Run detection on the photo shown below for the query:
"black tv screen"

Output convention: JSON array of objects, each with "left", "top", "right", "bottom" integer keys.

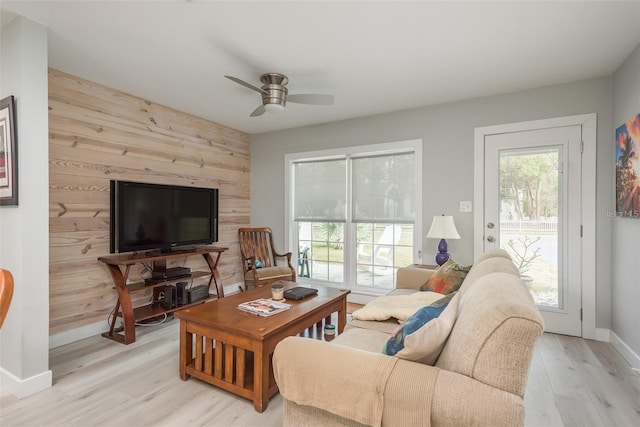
[{"left": 110, "top": 180, "right": 218, "bottom": 253}]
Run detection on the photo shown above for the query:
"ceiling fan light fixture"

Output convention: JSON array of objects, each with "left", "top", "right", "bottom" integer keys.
[
  {"left": 225, "top": 72, "right": 334, "bottom": 117},
  {"left": 264, "top": 103, "right": 285, "bottom": 113}
]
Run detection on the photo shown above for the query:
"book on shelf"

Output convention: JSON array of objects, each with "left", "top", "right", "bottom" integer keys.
[{"left": 237, "top": 298, "right": 291, "bottom": 317}]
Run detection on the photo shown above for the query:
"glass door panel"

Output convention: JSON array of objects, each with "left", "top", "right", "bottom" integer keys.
[{"left": 499, "top": 147, "right": 562, "bottom": 308}]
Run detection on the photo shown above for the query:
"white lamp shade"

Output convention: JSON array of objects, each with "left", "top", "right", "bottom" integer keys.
[{"left": 426, "top": 215, "right": 461, "bottom": 239}]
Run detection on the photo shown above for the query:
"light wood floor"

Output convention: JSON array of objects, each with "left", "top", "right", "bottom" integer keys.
[{"left": 1, "top": 318, "right": 639, "bottom": 427}]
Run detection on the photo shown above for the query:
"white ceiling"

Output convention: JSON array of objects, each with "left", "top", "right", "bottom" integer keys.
[{"left": 1, "top": 1, "right": 639, "bottom": 135}]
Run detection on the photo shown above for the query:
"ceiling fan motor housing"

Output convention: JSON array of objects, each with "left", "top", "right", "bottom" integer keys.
[
  {"left": 261, "top": 83, "right": 287, "bottom": 108},
  {"left": 260, "top": 73, "right": 289, "bottom": 108},
  {"left": 225, "top": 72, "right": 333, "bottom": 116}
]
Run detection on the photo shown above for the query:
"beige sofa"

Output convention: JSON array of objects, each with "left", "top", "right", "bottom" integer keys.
[{"left": 273, "top": 249, "right": 544, "bottom": 427}]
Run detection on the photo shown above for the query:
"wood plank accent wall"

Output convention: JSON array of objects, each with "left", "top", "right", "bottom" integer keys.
[{"left": 48, "top": 68, "right": 250, "bottom": 335}]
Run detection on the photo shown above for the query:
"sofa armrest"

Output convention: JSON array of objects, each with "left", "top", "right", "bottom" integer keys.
[
  {"left": 274, "top": 337, "right": 440, "bottom": 427},
  {"left": 396, "top": 267, "right": 437, "bottom": 290},
  {"left": 430, "top": 369, "right": 525, "bottom": 426}
]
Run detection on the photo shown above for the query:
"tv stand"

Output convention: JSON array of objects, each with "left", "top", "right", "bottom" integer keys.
[
  {"left": 98, "top": 246, "right": 228, "bottom": 344},
  {"left": 157, "top": 247, "right": 196, "bottom": 255}
]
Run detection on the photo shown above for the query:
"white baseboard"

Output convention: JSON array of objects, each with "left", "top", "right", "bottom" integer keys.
[
  {"left": 609, "top": 330, "right": 640, "bottom": 372},
  {"left": 50, "top": 282, "right": 245, "bottom": 348},
  {"left": 593, "top": 328, "right": 640, "bottom": 372},
  {"left": 0, "top": 367, "right": 52, "bottom": 398},
  {"left": 50, "top": 320, "right": 109, "bottom": 349},
  {"left": 594, "top": 328, "right": 610, "bottom": 342}
]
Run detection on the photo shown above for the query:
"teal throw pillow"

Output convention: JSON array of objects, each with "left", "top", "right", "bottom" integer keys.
[{"left": 382, "top": 292, "right": 456, "bottom": 357}]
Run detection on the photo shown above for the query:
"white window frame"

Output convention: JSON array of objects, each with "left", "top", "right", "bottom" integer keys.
[{"left": 284, "top": 139, "right": 423, "bottom": 297}]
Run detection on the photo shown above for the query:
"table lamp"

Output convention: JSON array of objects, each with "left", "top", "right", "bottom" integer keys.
[{"left": 426, "top": 215, "right": 461, "bottom": 266}]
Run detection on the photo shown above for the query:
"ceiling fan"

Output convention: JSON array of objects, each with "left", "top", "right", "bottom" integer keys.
[{"left": 225, "top": 72, "right": 334, "bottom": 117}]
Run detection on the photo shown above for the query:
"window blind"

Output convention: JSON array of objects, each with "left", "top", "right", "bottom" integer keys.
[
  {"left": 352, "top": 152, "right": 415, "bottom": 223},
  {"left": 293, "top": 158, "right": 347, "bottom": 222}
]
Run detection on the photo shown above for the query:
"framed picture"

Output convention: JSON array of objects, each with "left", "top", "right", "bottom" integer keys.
[
  {"left": 0, "top": 95, "right": 18, "bottom": 206},
  {"left": 615, "top": 113, "right": 640, "bottom": 217}
]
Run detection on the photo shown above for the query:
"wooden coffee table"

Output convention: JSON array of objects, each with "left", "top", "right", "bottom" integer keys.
[{"left": 175, "top": 281, "right": 350, "bottom": 412}]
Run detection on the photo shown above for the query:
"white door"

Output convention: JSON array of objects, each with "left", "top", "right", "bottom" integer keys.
[{"left": 483, "top": 125, "right": 582, "bottom": 336}]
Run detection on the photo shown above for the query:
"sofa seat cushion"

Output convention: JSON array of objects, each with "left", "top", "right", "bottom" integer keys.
[
  {"left": 382, "top": 292, "right": 460, "bottom": 365},
  {"left": 346, "top": 318, "right": 401, "bottom": 334},
  {"left": 351, "top": 291, "right": 445, "bottom": 322},
  {"left": 387, "top": 288, "right": 420, "bottom": 297},
  {"left": 333, "top": 327, "right": 390, "bottom": 353}
]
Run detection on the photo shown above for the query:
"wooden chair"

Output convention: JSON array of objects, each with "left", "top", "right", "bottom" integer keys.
[
  {"left": 0, "top": 268, "right": 15, "bottom": 329},
  {"left": 238, "top": 227, "right": 296, "bottom": 290}
]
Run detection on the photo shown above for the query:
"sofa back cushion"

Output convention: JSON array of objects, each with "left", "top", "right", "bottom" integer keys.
[
  {"left": 395, "top": 267, "right": 436, "bottom": 290},
  {"left": 473, "top": 248, "right": 512, "bottom": 264},
  {"left": 459, "top": 256, "right": 520, "bottom": 297},
  {"left": 435, "top": 272, "right": 544, "bottom": 397}
]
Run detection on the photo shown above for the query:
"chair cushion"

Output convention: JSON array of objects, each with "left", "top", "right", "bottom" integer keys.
[
  {"left": 382, "top": 292, "right": 460, "bottom": 365},
  {"left": 245, "top": 266, "right": 294, "bottom": 281},
  {"left": 420, "top": 259, "right": 471, "bottom": 294}
]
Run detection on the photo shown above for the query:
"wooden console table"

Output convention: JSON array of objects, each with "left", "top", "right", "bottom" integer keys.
[{"left": 98, "top": 246, "right": 227, "bottom": 344}]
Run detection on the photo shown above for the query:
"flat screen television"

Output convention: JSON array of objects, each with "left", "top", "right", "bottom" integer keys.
[{"left": 110, "top": 180, "right": 218, "bottom": 254}]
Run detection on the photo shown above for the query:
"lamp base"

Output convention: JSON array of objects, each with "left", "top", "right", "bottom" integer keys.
[{"left": 434, "top": 238, "right": 451, "bottom": 266}]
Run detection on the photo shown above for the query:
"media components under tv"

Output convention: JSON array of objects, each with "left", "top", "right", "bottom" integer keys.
[
  {"left": 110, "top": 180, "right": 218, "bottom": 253},
  {"left": 188, "top": 285, "right": 210, "bottom": 302},
  {"left": 176, "top": 282, "right": 189, "bottom": 305},
  {"left": 150, "top": 267, "right": 191, "bottom": 280},
  {"left": 161, "top": 285, "right": 177, "bottom": 309}
]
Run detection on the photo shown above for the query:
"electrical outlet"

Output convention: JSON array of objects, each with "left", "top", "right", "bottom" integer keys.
[{"left": 460, "top": 201, "right": 472, "bottom": 213}]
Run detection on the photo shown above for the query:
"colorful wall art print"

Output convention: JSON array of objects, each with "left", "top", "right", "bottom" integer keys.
[
  {"left": 0, "top": 95, "right": 18, "bottom": 206},
  {"left": 615, "top": 113, "right": 640, "bottom": 218}
]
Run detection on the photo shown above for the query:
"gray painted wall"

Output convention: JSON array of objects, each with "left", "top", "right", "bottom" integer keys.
[
  {"left": 612, "top": 44, "right": 640, "bottom": 357},
  {"left": 0, "top": 17, "right": 52, "bottom": 396},
  {"left": 251, "top": 76, "right": 614, "bottom": 329}
]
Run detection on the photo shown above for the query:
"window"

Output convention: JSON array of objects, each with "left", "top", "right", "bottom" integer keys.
[{"left": 286, "top": 140, "right": 422, "bottom": 295}]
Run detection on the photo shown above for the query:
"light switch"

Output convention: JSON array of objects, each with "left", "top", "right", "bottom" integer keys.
[{"left": 460, "top": 201, "right": 472, "bottom": 212}]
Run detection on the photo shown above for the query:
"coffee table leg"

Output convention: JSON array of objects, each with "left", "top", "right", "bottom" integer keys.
[
  {"left": 179, "top": 320, "right": 192, "bottom": 380},
  {"left": 337, "top": 299, "right": 347, "bottom": 333},
  {"left": 253, "top": 344, "right": 270, "bottom": 412}
]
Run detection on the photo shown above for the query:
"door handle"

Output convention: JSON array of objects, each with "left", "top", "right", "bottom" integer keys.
[{"left": 486, "top": 236, "right": 495, "bottom": 242}]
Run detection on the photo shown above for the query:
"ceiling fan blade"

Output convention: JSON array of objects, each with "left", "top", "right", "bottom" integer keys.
[
  {"left": 287, "top": 94, "right": 334, "bottom": 105},
  {"left": 225, "top": 75, "right": 268, "bottom": 95},
  {"left": 250, "top": 105, "right": 266, "bottom": 117}
]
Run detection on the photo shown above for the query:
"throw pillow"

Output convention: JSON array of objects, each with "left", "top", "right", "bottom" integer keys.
[
  {"left": 419, "top": 259, "right": 471, "bottom": 294},
  {"left": 382, "top": 292, "right": 460, "bottom": 365}
]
